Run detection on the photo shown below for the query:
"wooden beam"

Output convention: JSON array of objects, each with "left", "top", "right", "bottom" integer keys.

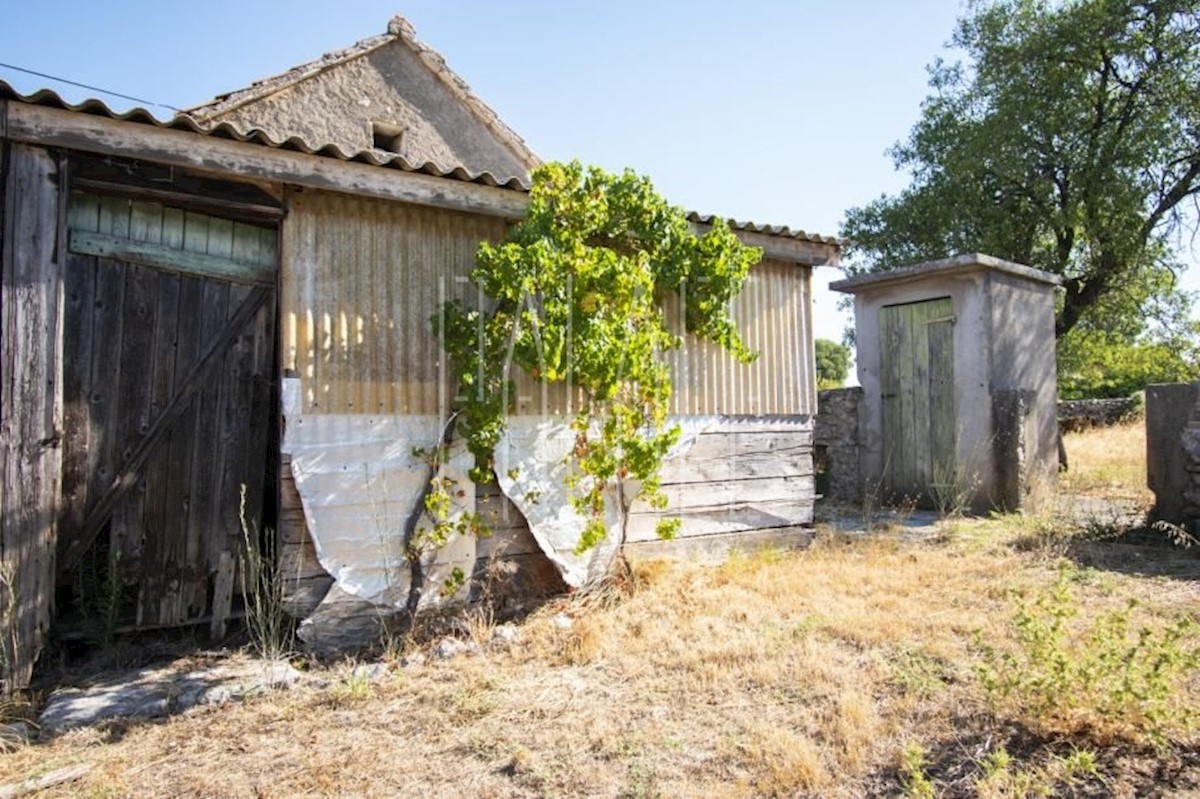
[
  {"left": 70, "top": 231, "right": 274, "bottom": 285},
  {"left": 5, "top": 103, "right": 529, "bottom": 220},
  {"left": 71, "top": 177, "right": 284, "bottom": 222}
]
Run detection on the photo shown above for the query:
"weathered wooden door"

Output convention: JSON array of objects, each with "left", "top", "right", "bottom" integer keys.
[
  {"left": 880, "top": 297, "right": 955, "bottom": 502},
  {"left": 58, "top": 192, "right": 277, "bottom": 629}
]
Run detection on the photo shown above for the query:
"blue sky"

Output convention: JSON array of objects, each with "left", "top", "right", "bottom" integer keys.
[{"left": 4, "top": 1, "right": 1196, "bottom": 347}]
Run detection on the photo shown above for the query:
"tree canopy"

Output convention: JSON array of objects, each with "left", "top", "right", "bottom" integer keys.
[
  {"left": 841, "top": 0, "right": 1200, "bottom": 355},
  {"left": 815, "top": 338, "right": 851, "bottom": 389}
]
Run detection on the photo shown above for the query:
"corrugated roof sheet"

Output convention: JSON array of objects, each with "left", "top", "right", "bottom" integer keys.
[
  {"left": 0, "top": 81, "right": 529, "bottom": 189},
  {"left": 0, "top": 81, "right": 843, "bottom": 248},
  {"left": 688, "top": 212, "right": 844, "bottom": 247}
]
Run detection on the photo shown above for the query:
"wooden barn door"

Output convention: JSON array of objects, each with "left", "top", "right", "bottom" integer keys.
[
  {"left": 57, "top": 192, "right": 277, "bottom": 629},
  {"left": 880, "top": 297, "right": 955, "bottom": 503}
]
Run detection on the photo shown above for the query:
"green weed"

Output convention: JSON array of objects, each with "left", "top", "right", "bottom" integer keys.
[{"left": 976, "top": 568, "right": 1200, "bottom": 746}]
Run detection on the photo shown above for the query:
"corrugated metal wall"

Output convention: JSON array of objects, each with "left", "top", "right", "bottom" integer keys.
[
  {"left": 662, "top": 259, "right": 815, "bottom": 416},
  {"left": 281, "top": 190, "right": 816, "bottom": 418},
  {"left": 281, "top": 189, "right": 508, "bottom": 415}
]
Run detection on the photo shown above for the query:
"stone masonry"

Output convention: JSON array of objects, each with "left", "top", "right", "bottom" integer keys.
[{"left": 815, "top": 388, "right": 864, "bottom": 504}]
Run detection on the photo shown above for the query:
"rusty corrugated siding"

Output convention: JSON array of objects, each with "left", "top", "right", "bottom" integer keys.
[
  {"left": 282, "top": 192, "right": 815, "bottom": 417},
  {"left": 282, "top": 189, "right": 508, "bottom": 415},
  {"left": 662, "top": 259, "right": 815, "bottom": 416}
]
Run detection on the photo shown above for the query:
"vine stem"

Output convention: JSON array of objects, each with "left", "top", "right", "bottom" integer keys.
[{"left": 398, "top": 410, "right": 462, "bottom": 635}]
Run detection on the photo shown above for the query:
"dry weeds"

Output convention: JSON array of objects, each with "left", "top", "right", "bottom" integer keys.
[
  {"left": 1, "top": 424, "right": 1196, "bottom": 797},
  {"left": 1061, "top": 421, "right": 1153, "bottom": 503}
]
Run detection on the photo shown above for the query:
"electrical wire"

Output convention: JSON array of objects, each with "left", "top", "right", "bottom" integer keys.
[{"left": 0, "top": 61, "right": 183, "bottom": 112}]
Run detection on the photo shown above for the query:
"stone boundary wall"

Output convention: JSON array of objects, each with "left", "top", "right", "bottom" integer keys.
[
  {"left": 1057, "top": 397, "right": 1141, "bottom": 432},
  {"left": 815, "top": 388, "right": 864, "bottom": 503}
]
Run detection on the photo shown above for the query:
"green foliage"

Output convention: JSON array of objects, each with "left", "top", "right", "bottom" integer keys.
[
  {"left": 841, "top": 0, "right": 1200, "bottom": 345},
  {"left": 1057, "top": 260, "right": 1200, "bottom": 397},
  {"left": 972, "top": 744, "right": 1101, "bottom": 797},
  {"left": 814, "top": 338, "right": 851, "bottom": 389},
  {"left": 71, "top": 544, "right": 127, "bottom": 650},
  {"left": 976, "top": 568, "right": 1200, "bottom": 746},
  {"left": 439, "top": 161, "right": 760, "bottom": 554},
  {"left": 899, "top": 742, "right": 935, "bottom": 799}
]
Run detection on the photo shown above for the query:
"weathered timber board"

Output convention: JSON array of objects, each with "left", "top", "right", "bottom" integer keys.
[
  {"left": 0, "top": 144, "right": 64, "bottom": 692},
  {"left": 656, "top": 430, "right": 814, "bottom": 485},
  {"left": 625, "top": 525, "right": 814, "bottom": 562}
]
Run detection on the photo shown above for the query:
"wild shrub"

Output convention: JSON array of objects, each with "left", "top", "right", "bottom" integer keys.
[{"left": 976, "top": 568, "right": 1200, "bottom": 746}]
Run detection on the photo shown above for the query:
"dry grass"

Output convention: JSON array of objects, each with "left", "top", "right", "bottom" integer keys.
[
  {"left": 1060, "top": 421, "right": 1154, "bottom": 503},
  {"left": 1, "top": 426, "right": 1197, "bottom": 797}
]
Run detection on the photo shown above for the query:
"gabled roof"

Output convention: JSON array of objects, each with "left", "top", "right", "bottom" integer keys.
[
  {"left": 186, "top": 16, "right": 540, "bottom": 175},
  {"left": 0, "top": 81, "right": 529, "bottom": 190}
]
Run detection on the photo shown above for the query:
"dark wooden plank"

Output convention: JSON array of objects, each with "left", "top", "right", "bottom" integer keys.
[
  {"left": 58, "top": 254, "right": 96, "bottom": 555},
  {"left": 167, "top": 276, "right": 204, "bottom": 618},
  {"left": 213, "top": 284, "right": 258, "bottom": 571},
  {"left": 879, "top": 304, "right": 902, "bottom": 498},
  {"left": 910, "top": 300, "right": 933, "bottom": 491},
  {"left": 112, "top": 262, "right": 158, "bottom": 618},
  {"left": 209, "top": 551, "right": 235, "bottom": 640},
  {"left": 84, "top": 259, "right": 125, "bottom": 545},
  {"left": 238, "top": 299, "right": 275, "bottom": 563},
  {"left": 141, "top": 269, "right": 183, "bottom": 623},
  {"left": 69, "top": 231, "right": 275, "bottom": 286},
  {"left": 0, "top": 144, "right": 64, "bottom": 692},
  {"left": 58, "top": 285, "right": 271, "bottom": 577},
  {"left": 183, "top": 279, "right": 229, "bottom": 601}
]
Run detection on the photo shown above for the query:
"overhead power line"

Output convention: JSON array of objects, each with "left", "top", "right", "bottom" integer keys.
[{"left": 0, "top": 62, "right": 183, "bottom": 112}]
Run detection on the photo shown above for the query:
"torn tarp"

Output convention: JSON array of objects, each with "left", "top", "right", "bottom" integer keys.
[
  {"left": 281, "top": 410, "right": 476, "bottom": 609},
  {"left": 494, "top": 416, "right": 718, "bottom": 587}
]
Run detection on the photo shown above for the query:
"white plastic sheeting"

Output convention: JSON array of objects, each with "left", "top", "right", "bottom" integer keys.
[
  {"left": 494, "top": 416, "right": 718, "bottom": 587},
  {"left": 283, "top": 363, "right": 725, "bottom": 601},
  {"left": 281, "top": 387, "right": 475, "bottom": 608}
]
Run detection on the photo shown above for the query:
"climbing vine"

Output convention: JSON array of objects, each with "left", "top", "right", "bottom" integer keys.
[{"left": 437, "top": 160, "right": 761, "bottom": 559}]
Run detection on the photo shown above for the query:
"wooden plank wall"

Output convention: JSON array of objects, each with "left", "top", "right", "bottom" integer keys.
[
  {"left": 480, "top": 419, "right": 815, "bottom": 564},
  {"left": 0, "top": 143, "right": 65, "bottom": 692},
  {"left": 60, "top": 193, "right": 277, "bottom": 628}
]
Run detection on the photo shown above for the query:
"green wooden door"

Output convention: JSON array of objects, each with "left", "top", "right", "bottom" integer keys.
[{"left": 880, "top": 297, "right": 955, "bottom": 503}]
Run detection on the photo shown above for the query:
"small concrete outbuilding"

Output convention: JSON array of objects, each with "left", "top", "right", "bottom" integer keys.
[{"left": 831, "top": 254, "right": 1060, "bottom": 512}]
